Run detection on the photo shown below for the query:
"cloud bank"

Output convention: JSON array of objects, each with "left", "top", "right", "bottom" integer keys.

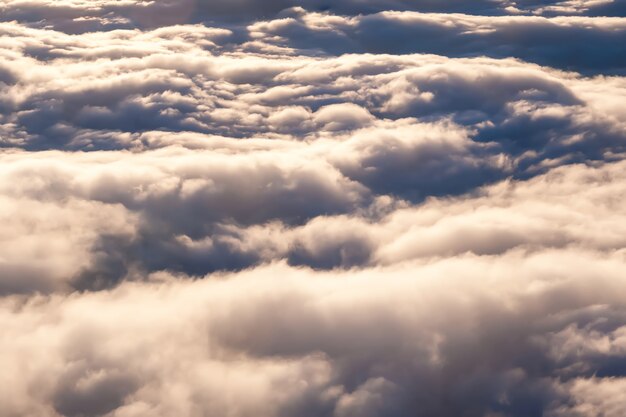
[{"left": 1, "top": 0, "right": 625, "bottom": 416}]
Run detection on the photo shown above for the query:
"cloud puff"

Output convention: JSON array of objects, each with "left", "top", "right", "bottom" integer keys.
[{"left": 223, "top": 158, "right": 626, "bottom": 268}]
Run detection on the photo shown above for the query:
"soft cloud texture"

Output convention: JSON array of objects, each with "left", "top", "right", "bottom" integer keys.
[
  {"left": 2, "top": 246, "right": 626, "bottom": 417},
  {"left": 1, "top": 0, "right": 625, "bottom": 416}
]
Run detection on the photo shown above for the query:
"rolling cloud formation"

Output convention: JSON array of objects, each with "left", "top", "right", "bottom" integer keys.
[{"left": 1, "top": 1, "right": 625, "bottom": 416}]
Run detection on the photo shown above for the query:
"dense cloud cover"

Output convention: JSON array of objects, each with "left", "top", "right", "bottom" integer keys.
[{"left": 1, "top": 0, "right": 625, "bottom": 416}]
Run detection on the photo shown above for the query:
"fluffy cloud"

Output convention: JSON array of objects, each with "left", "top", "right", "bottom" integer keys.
[
  {"left": 1, "top": 0, "right": 624, "bottom": 32},
  {"left": 1, "top": 1, "right": 625, "bottom": 416},
  {"left": 2, "top": 25, "right": 624, "bottom": 165},
  {"left": 248, "top": 10, "right": 626, "bottom": 74},
  {"left": 2, "top": 247, "right": 626, "bottom": 417},
  {"left": 0, "top": 145, "right": 624, "bottom": 292}
]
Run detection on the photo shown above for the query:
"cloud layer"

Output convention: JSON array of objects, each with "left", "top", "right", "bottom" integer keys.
[{"left": 1, "top": 1, "right": 625, "bottom": 416}]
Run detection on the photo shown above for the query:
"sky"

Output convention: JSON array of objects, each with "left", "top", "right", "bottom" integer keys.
[{"left": 0, "top": 1, "right": 625, "bottom": 416}]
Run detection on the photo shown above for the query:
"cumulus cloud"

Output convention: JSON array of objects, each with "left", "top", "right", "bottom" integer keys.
[
  {"left": 248, "top": 10, "right": 626, "bottom": 74},
  {"left": 2, "top": 26, "right": 624, "bottom": 169},
  {"left": 1, "top": 0, "right": 624, "bottom": 32},
  {"left": 2, "top": 247, "right": 626, "bottom": 417},
  {"left": 0, "top": 145, "right": 624, "bottom": 293},
  {"left": 1, "top": 0, "right": 625, "bottom": 416}
]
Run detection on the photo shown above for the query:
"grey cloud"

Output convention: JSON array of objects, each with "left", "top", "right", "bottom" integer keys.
[
  {"left": 2, "top": 0, "right": 623, "bottom": 33},
  {"left": 53, "top": 365, "right": 137, "bottom": 417},
  {"left": 248, "top": 11, "right": 626, "bottom": 74},
  {"left": 3, "top": 3, "right": 625, "bottom": 76},
  {"left": 0, "top": 62, "right": 17, "bottom": 85}
]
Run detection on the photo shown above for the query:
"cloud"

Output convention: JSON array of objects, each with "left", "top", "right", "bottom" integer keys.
[
  {"left": 0, "top": 147, "right": 624, "bottom": 291},
  {"left": 2, "top": 24, "right": 624, "bottom": 168},
  {"left": 0, "top": 35, "right": 624, "bottom": 284},
  {"left": 1, "top": 1, "right": 625, "bottom": 416},
  {"left": 2, "top": 247, "right": 626, "bottom": 417},
  {"left": 2, "top": 2, "right": 625, "bottom": 73},
  {"left": 1, "top": 0, "right": 624, "bottom": 33},
  {"left": 0, "top": 144, "right": 373, "bottom": 290},
  {"left": 248, "top": 10, "right": 626, "bottom": 74},
  {"left": 209, "top": 158, "right": 626, "bottom": 268}
]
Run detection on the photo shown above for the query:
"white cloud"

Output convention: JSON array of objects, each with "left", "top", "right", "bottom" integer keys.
[{"left": 1, "top": 1, "right": 625, "bottom": 416}]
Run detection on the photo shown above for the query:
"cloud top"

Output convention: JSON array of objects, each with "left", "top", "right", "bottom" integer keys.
[{"left": 1, "top": 1, "right": 625, "bottom": 416}]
